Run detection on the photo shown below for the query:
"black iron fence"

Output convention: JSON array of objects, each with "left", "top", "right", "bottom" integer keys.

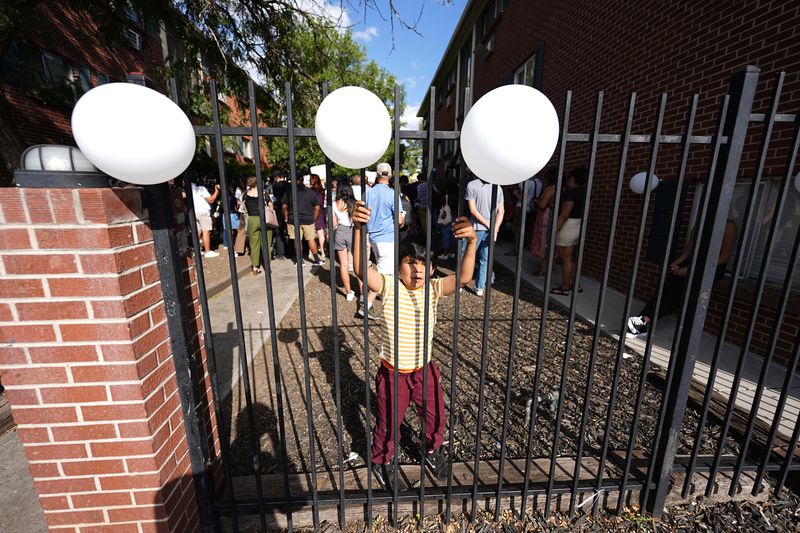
[{"left": 166, "top": 65, "right": 800, "bottom": 531}]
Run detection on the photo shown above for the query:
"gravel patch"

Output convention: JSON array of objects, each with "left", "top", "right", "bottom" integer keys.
[{"left": 218, "top": 258, "right": 740, "bottom": 481}]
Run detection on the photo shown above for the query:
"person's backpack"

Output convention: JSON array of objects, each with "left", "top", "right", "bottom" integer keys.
[{"left": 527, "top": 178, "right": 543, "bottom": 214}]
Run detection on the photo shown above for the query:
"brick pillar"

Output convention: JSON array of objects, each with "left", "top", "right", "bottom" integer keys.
[{"left": 0, "top": 187, "right": 219, "bottom": 532}]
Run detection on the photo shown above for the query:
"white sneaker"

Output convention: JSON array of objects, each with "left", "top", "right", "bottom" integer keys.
[
  {"left": 346, "top": 291, "right": 355, "bottom": 302},
  {"left": 626, "top": 316, "right": 648, "bottom": 337},
  {"left": 474, "top": 287, "right": 484, "bottom": 297},
  {"left": 204, "top": 250, "right": 220, "bottom": 258}
]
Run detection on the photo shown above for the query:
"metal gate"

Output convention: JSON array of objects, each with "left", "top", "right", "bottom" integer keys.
[{"left": 164, "top": 65, "right": 800, "bottom": 531}]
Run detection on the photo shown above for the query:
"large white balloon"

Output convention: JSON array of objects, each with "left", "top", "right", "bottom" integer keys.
[
  {"left": 71, "top": 83, "right": 195, "bottom": 185},
  {"left": 629, "top": 172, "right": 660, "bottom": 194},
  {"left": 315, "top": 86, "right": 391, "bottom": 169},
  {"left": 460, "top": 85, "right": 559, "bottom": 186}
]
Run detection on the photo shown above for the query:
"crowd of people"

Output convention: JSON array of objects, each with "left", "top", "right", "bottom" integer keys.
[{"left": 188, "top": 163, "right": 596, "bottom": 301}]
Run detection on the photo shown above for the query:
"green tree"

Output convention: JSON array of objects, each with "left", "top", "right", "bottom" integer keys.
[
  {"left": 263, "top": 23, "right": 404, "bottom": 177},
  {"left": 0, "top": 0, "right": 442, "bottom": 184}
]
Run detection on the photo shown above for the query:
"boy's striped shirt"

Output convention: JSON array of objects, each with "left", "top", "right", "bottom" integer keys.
[{"left": 378, "top": 274, "right": 444, "bottom": 372}]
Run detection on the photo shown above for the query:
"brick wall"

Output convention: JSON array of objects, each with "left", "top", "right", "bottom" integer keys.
[
  {"left": 3, "top": 2, "right": 165, "bottom": 150},
  {"left": 428, "top": 0, "right": 800, "bottom": 367},
  {"left": 0, "top": 187, "right": 219, "bottom": 532}
]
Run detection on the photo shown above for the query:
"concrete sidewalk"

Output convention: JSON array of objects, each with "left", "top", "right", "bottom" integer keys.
[
  {"left": 205, "top": 255, "right": 313, "bottom": 400},
  {"left": 0, "top": 250, "right": 301, "bottom": 532},
  {"left": 493, "top": 241, "right": 800, "bottom": 441},
  {"left": 0, "top": 408, "right": 48, "bottom": 533}
]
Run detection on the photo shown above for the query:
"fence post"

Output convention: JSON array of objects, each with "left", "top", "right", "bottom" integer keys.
[
  {"left": 645, "top": 65, "right": 759, "bottom": 515},
  {"left": 145, "top": 183, "right": 217, "bottom": 532},
  {"left": 0, "top": 186, "right": 221, "bottom": 532}
]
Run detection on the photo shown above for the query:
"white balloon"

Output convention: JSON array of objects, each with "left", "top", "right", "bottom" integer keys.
[
  {"left": 71, "top": 83, "right": 195, "bottom": 185},
  {"left": 629, "top": 172, "right": 660, "bottom": 194},
  {"left": 460, "top": 85, "right": 559, "bottom": 186},
  {"left": 315, "top": 86, "right": 391, "bottom": 169}
]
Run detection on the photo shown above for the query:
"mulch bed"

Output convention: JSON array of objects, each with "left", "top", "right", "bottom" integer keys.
[
  {"left": 218, "top": 257, "right": 741, "bottom": 482},
  {"left": 325, "top": 492, "right": 800, "bottom": 531}
]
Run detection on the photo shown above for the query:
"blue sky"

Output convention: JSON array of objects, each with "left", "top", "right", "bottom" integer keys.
[{"left": 327, "top": 1, "right": 466, "bottom": 128}]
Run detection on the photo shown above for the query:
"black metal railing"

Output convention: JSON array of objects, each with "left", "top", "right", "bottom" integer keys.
[{"left": 163, "top": 65, "right": 800, "bottom": 531}]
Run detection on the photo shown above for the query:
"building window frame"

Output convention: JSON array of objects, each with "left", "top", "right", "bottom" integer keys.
[
  {"left": 693, "top": 178, "right": 800, "bottom": 287},
  {"left": 513, "top": 45, "right": 544, "bottom": 89}
]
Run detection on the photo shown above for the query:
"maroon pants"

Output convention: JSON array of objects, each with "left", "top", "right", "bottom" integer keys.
[{"left": 371, "top": 362, "right": 446, "bottom": 465}]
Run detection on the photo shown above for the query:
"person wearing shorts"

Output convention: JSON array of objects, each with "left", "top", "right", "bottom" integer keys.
[
  {"left": 333, "top": 182, "right": 359, "bottom": 301},
  {"left": 361, "top": 162, "right": 405, "bottom": 318},
  {"left": 192, "top": 180, "right": 221, "bottom": 257},
  {"left": 281, "top": 175, "right": 324, "bottom": 266},
  {"left": 552, "top": 167, "right": 588, "bottom": 295}
]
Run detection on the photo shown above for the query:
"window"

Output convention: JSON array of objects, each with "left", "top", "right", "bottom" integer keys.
[
  {"left": 457, "top": 40, "right": 471, "bottom": 117},
  {"left": 514, "top": 55, "right": 536, "bottom": 87},
  {"left": 0, "top": 40, "right": 45, "bottom": 86},
  {"left": 477, "top": 2, "right": 497, "bottom": 38},
  {"left": 727, "top": 178, "right": 800, "bottom": 286},
  {"left": 42, "top": 52, "right": 71, "bottom": 85},
  {"left": 76, "top": 64, "right": 93, "bottom": 94},
  {"left": 124, "top": 4, "right": 142, "bottom": 25}
]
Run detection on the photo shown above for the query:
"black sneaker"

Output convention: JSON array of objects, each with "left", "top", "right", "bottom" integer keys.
[
  {"left": 626, "top": 316, "right": 649, "bottom": 338},
  {"left": 372, "top": 460, "right": 407, "bottom": 492},
  {"left": 425, "top": 448, "right": 450, "bottom": 481}
]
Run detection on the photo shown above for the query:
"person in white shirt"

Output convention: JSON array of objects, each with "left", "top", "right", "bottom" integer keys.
[
  {"left": 233, "top": 182, "right": 248, "bottom": 255},
  {"left": 192, "top": 180, "right": 221, "bottom": 257}
]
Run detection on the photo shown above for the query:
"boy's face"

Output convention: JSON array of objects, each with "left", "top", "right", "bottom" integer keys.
[{"left": 398, "top": 256, "right": 434, "bottom": 289}]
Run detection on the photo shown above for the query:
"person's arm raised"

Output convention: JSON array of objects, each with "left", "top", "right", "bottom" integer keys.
[
  {"left": 352, "top": 201, "right": 383, "bottom": 293},
  {"left": 440, "top": 217, "right": 477, "bottom": 296},
  {"left": 207, "top": 184, "right": 221, "bottom": 204}
]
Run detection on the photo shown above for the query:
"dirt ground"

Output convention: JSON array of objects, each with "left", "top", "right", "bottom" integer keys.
[{"left": 218, "top": 257, "right": 739, "bottom": 480}]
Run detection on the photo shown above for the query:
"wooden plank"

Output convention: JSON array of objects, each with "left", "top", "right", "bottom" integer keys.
[
  {"left": 648, "top": 369, "right": 796, "bottom": 459},
  {"left": 228, "top": 456, "right": 619, "bottom": 500},
  {"left": 221, "top": 453, "right": 768, "bottom": 530}
]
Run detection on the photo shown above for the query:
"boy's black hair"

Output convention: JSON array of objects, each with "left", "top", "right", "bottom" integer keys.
[{"left": 398, "top": 237, "right": 437, "bottom": 270}]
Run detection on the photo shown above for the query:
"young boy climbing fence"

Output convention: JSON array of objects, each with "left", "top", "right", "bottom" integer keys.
[{"left": 352, "top": 200, "right": 478, "bottom": 492}]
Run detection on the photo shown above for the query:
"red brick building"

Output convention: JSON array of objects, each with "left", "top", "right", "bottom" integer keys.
[
  {"left": 419, "top": 0, "right": 800, "bottom": 367},
  {"left": 0, "top": 1, "right": 268, "bottom": 183}
]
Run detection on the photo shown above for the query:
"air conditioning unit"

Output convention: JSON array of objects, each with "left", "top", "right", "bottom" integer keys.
[{"left": 124, "top": 28, "right": 143, "bottom": 51}]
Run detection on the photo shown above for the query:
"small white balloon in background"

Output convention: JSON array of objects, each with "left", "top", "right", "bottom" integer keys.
[
  {"left": 71, "top": 83, "right": 195, "bottom": 185},
  {"left": 629, "top": 172, "right": 660, "bottom": 194},
  {"left": 315, "top": 86, "right": 391, "bottom": 169},
  {"left": 460, "top": 85, "right": 559, "bottom": 186}
]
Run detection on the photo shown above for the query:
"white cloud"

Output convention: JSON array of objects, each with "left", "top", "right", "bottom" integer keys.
[
  {"left": 353, "top": 26, "right": 379, "bottom": 42},
  {"left": 401, "top": 103, "right": 422, "bottom": 130},
  {"left": 403, "top": 77, "right": 418, "bottom": 89},
  {"left": 410, "top": 61, "right": 423, "bottom": 70}
]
